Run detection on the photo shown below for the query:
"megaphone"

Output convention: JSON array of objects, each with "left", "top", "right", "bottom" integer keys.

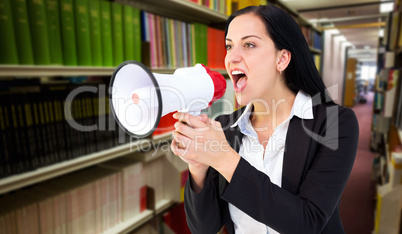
[{"left": 109, "top": 60, "right": 226, "bottom": 138}]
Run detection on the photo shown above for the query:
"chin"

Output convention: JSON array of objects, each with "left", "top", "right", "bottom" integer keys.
[{"left": 235, "top": 93, "right": 251, "bottom": 107}]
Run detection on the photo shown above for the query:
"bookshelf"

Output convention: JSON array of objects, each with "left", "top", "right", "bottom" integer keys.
[
  {"left": 120, "top": 0, "right": 228, "bottom": 25},
  {"left": 0, "top": 0, "right": 326, "bottom": 233},
  {"left": 266, "top": 0, "right": 323, "bottom": 72},
  {"left": 0, "top": 65, "right": 228, "bottom": 78},
  {"left": 0, "top": 132, "right": 172, "bottom": 195},
  {"left": 371, "top": 5, "right": 402, "bottom": 233}
]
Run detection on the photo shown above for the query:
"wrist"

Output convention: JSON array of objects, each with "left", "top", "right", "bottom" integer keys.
[{"left": 213, "top": 147, "right": 240, "bottom": 182}]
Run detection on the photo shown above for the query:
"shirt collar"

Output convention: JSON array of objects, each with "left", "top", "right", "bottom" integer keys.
[{"left": 230, "top": 91, "right": 314, "bottom": 129}]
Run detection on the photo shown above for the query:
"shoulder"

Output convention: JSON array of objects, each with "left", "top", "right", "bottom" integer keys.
[{"left": 311, "top": 103, "right": 359, "bottom": 136}]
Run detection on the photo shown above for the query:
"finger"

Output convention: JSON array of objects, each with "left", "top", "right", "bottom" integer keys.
[
  {"left": 173, "top": 112, "right": 207, "bottom": 129},
  {"left": 174, "top": 121, "right": 199, "bottom": 140},
  {"left": 172, "top": 131, "right": 192, "bottom": 149},
  {"left": 196, "top": 114, "right": 210, "bottom": 124},
  {"left": 208, "top": 118, "right": 224, "bottom": 132},
  {"left": 171, "top": 139, "right": 188, "bottom": 156}
]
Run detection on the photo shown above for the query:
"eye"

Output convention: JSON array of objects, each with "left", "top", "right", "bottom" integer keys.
[
  {"left": 245, "top": 42, "right": 256, "bottom": 48},
  {"left": 225, "top": 44, "right": 233, "bottom": 51}
]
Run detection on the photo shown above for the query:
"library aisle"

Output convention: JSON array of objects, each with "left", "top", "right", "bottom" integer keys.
[{"left": 340, "top": 91, "right": 377, "bottom": 234}]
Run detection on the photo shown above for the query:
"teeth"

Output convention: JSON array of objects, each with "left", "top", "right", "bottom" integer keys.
[{"left": 232, "top": 70, "right": 244, "bottom": 75}]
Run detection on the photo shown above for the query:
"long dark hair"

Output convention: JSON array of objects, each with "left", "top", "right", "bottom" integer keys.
[{"left": 225, "top": 5, "right": 333, "bottom": 104}]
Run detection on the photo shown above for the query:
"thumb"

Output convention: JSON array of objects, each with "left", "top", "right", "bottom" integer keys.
[{"left": 196, "top": 114, "right": 209, "bottom": 123}]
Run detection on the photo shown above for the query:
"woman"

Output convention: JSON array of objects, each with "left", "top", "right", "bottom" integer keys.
[{"left": 170, "top": 5, "right": 359, "bottom": 234}]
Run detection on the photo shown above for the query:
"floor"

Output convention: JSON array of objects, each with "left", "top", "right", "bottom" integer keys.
[{"left": 340, "top": 92, "right": 377, "bottom": 234}]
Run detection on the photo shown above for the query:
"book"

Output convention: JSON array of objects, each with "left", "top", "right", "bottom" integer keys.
[
  {"left": 123, "top": 4, "right": 134, "bottom": 61},
  {"left": 74, "top": 0, "right": 92, "bottom": 66},
  {"left": 27, "top": 0, "right": 52, "bottom": 65},
  {"left": 111, "top": 2, "right": 124, "bottom": 66},
  {"left": 100, "top": 0, "right": 113, "bottom": 66},
  {"left": 88, "top": 0, "right": 103, "bottom": 66},
  {"left": 10, "top": 0, "right": 35, "bottom": 65},
  {"left": 132, "top": 7, "right": 142, "bottom": 62},
  {"left": 0, "top": 0, "right": 19, "bottom": 64},
  {"left": 60, "top": 0, "right": 78, "bottom": 66},
  {"left": 45, "top": 0, "right": 63, "bottom": 65}
]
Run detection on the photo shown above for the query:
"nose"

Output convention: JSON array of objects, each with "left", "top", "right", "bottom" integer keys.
[{"left": 225, "top": 46, "right": 242, "bottom": 64}]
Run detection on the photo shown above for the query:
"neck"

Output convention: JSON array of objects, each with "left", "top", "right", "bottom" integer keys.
[{"left": 250, "top": 89, "right": 296, "bottom": 129}]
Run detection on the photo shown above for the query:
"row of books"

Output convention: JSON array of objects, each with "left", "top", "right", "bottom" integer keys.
[
  {"left": 0, "top": 84, "right": 134, "bottom": 178},
  {"left": 384, "top": 10, "right": 402, "bottom": 51},
  {"left": 0, "top": 0, "right": 141, "bottom": 66},
  {"left": 142, "top": 11, "right": 226, "bottom": 69},
  {"left": 301, "top": 26, "right": 323, "bottom": 51},
  {"left": 186, "top": 0, "right": 266, "bottom": 15},
  {"left": 0, "top": 158, "right": 151, "bottom": 234}
]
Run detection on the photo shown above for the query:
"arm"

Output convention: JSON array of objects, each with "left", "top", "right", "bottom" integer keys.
[
  {"left": 220, "top": 107, "right": 359, "bottom": 233},
  {"left": 184, "top": 167, "right": 224, "bottom": 233}
]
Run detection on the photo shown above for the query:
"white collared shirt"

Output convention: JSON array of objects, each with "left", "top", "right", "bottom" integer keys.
[{"left": 228, "top": 91, "right": 314, "bottom": 234}]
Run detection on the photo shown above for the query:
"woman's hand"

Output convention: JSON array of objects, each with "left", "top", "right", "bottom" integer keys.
[{"left": 170, "top": 112, "right": 240, "bottom": 182}]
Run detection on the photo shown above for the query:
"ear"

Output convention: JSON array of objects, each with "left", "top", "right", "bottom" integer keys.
[{"left": 276, "top": 49, "right": 291, "bottom": 73}]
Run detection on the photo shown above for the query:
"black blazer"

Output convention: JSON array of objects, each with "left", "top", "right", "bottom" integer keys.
[{"left": 184, "top": 103, "right": 359, "bottom": 234}]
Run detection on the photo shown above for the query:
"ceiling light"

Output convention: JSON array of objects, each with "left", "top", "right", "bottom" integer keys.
[{"left": 380, "top": 2, "right": 394, "bottom": 13}]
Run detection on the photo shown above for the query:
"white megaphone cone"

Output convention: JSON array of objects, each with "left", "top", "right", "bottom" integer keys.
[{"left": 109, "top": 60, "right": 226, "bottom": 138}]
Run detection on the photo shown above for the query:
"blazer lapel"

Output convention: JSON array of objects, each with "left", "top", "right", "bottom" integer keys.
[{"left": 282, "top": 117, "right": 314, "bottom": 195}]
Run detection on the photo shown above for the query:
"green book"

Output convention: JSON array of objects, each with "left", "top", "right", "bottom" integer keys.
[
  {"left": 123, "top": 4, "right": 134, "bottom": 61},
  {"left": 111, "top": 2, "right": 124, "bottom": 66},
  {"left": 194, "top": 23, "right": 207, "bottom": 65},
  {"left": 0, "top": 0, "right": 19, "bottom": 64},
  {"left": 74, "top": 0, "right": 92, "bottom": 66},
  {"left": 88, "top": 0, "right": 102, "bottom": 66},
  {"left": 10, "top": 0, "right": 34, "bottom": 65},
  {"left": 100, "top": 0, "right": 113, "bottom": 66},
  {"left": 132, "top": 7, "right": 141, "bottom": 62},
  {"left": 45, "top": 0, "right": 63, "bottom": 65},
  {"left": 27, "top": 0, "right": 51, "bottom": 65},
  {"left": 60, "top": 0, "right": 77, "bottom": 66}
]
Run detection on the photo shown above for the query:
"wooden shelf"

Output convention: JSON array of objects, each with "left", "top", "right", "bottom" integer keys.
[
  {"left": 103, "top": 210, "right": 154, "bottom": 234},
  {"left": 309, "top": 47, "right": 322, "bottom": 55},
  {"left": 0, "top": 65, "right": 228, "bottom": 78},
  {"left": 268, "top": 0, "right": 321, "bottom": 33},
  {"left": 0, "top": 133, "right": 173, "bottom": 195},
  {"left": 155, "top": 199, "right": 176, "bottom": 215},
  {"left": 119, "top": 0, "right": 228, "bottom": 26}
]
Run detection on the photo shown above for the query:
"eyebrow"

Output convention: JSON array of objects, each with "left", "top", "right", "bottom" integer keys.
[{"left": 226, "top": 35, "right": 262, "bottom": 41}]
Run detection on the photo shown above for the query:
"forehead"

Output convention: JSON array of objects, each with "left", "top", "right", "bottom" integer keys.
[{"left": 226, "top": 13, "right": 268, "bottom": 39}]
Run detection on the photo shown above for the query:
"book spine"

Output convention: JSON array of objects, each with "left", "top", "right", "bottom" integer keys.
[
  {"left": 88, "top": 0, "right": 103, "bottom": 66},
  {"left": 60, "top": 0, "right": 77, "bottom": 66},
  {"left": 27, "top": 0, "right": 51, "bottom": 65},
  {"left": 132, "top": 7, "right": 142, "bottom": 62},
  {"left": 8, "top": 97, "right": 23, "bottom": 173},
  {"left": 0, "top": 106, "right": 10, "bottom": 177},
  {"left": 100, "top": 0, "right": 113, "bottom": 66},
  {"left": 0, "top": 0, "right": 19, "bottom": 64},
  {"left": 53, "top": 94, "right": 67, "bottom": 162},
  {"left": 74, "top": 0, "right": 92, "bottom": 66},
  {"left": 45, "top": 0, "right": 64, "bottom": 65},
  {"left": 111, "top": 2, "right": 124, "bottom": 66},
  {"left": 10, "top": 0, "right": 34, "bottom": 65},
  {"left": 123, "top": 4, "right": 134, "bottom": 61}
]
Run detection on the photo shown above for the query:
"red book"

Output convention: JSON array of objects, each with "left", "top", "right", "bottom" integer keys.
[{"left": 207, "top": 27, "right": 216, "bottom": 68}]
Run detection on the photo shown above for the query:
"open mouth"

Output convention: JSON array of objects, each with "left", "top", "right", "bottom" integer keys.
[{"left": 232, "top": 70, "right": 247, "bottom": 92}]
